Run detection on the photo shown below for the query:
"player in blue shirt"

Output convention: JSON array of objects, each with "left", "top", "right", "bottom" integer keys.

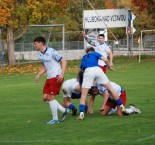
[{"left": 77, "top": 47, "right": 129, "bottom": 120}]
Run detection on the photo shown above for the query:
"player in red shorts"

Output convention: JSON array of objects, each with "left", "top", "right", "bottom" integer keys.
[
  {"left": 82, "top": 32, "right": 113, "bottom": 74},
  {"left": 34, "top": 36, "right": 68, "bottom": 124},
  {"left": 88, "top": 82, "right": 141, "bottom": 116}
]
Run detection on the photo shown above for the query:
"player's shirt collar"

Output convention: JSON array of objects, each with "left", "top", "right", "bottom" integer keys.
[
  {"left": 99, "top": 42, "right": 105, "bottom": 45},
  {"left": 41, "top": 47, "right": 48, "bottom": 54}
]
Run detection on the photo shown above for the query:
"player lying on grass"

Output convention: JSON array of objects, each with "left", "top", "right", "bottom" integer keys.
[
  {"left": 88, "top": 82, "right": 141, "bottom": 116},
  {"left": 62, "top": 78, "right": 88, "bottom": 116},
  {"left": 78, "top": 47, "right": 129, "bottom": 120}
]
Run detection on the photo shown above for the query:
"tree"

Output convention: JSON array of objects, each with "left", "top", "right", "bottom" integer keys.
[
  {"left": 132, "top": 0, "right": 155, "bottom": 31},
  {"left": 0, "top": 0, "right": 69, "bottom": 65}
]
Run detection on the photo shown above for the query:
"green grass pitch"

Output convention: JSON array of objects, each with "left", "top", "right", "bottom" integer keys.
[{"left": 0, "top": 57, "right": 155, "bottom": 145}]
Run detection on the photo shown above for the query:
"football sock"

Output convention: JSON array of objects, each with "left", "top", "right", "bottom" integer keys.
[
  {"left": 55, "top": 99, "right": 66, "bottom": 113},
  {"left": 79, "top": 104, "right": 85, "bottom": 112},
  {"left": 49, "top": 100, "right": 58, "bottom": 120},
  {"left": 85, "top": 106, "right": 88, "bottom": 113},
  {"left": 69, "top": 104, "right": 75, "bottom": 110},
  {"left": 116, "top": 98, "right": 123, "bottom": 106}
]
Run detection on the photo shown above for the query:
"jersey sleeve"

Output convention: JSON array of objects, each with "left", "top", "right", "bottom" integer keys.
[
  {"left": 94, "top": 52, "right": 103, "bottom": 59},
  {"left": 105, "top": 44, "right": 111, "bottom": 51},
  {"left": 50, "top": 48, "right": 62, "bottom": 62}
]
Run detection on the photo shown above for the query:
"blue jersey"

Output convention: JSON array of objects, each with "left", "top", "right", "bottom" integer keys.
[{"left": 80, "top": 52, "right": 102, "bottom": 71}]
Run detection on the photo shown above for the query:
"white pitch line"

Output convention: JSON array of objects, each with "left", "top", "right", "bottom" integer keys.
[
  {"left": 136, "top": 135, "right": 155, "bottom": 142},
  {"left": 0, "top": 136, "right": 154, "bottom": 144}
]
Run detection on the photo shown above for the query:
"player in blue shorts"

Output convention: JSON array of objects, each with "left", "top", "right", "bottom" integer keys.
[{"left": 78, "top": 47, "right": 129, "bottom": 120}]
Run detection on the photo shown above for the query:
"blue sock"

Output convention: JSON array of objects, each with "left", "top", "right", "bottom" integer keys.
[
  {"left": 85, "top": 106, "right": 88, "bottom": 112},
  {"left": 79, "top": 104, "right": 85, "bottom": 112},
  {"left": 68, "top": 104, "right": 75, "bottom": 110},
  {"left": 116, "top": 98, "right": 122, "bottom": 106}
]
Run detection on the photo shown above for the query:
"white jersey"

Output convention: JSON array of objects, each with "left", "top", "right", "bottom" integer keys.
[
  {"left": 96, "top": 82, "right": 122, "bottom": 99},
  {"left": 38, "top": 47, "right": 62, "bottom": 79},
  {"left": 94, "top": 42, "right": 111, "bottom": 66},
  {"left": 62, "top": 79, "right": 80, "bottom": 97}
]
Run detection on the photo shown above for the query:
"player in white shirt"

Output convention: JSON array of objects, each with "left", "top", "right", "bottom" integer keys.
[
  {"left": 82, "top": 32, "right": 113, "bottom": 73},
  {"left": 34, "top": 36, "right": 68, "bottom": 125},
  {"left": 88, "top": 82, "right": 141, "bottom": 116},
  {"left": 62, "top": 78, "right": 88, "bottom": 116}
]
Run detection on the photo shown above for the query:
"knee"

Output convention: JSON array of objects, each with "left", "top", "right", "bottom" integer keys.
[
  {"left": 100, "top": 111, "right": 107, "bottom": 116},
  {"left": 43, "top": 95, "right": 54, "bottom": 102}
]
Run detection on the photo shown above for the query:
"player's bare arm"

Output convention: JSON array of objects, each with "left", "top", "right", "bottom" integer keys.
[
  {"left": 100, "top": 56, "right": 112, "bottom": 70},
  {"left": 88, "top": 95, "right": 96, "bottom": 114},
  {"left": 35, "top": 66, "right": 46, "bottom": 82},
  {"left": 100, "top": 90, "right": 109, "bottom": 111},
  {"left": 107, "top": 50, "right": 113, "bottom": 68},
  {"left": 82, "top": 31, "right": 95, "bottom": 46},
  {"left": 58, "top": 58, "right": 67, "bottom": 83}
]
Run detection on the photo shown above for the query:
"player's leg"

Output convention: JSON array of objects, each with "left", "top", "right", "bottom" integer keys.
[
  {"left": 116, "top": 106, "right": 123, "bottom": 116},
  {"left": 78, "top": 88, "right": 89, "bottom": 119},
  {"left": 47, "top": 77, "right": 68, "bottom": 124},
  {"left": 100, "top": 98, "right": 116, "bottom": 116},
  {"left": 100, "top": 105, "right": 111, "bottom": 116},
  {"left": 65, "top": 97, "right": 77, "bottom": 116},
  {"left": 78, "top": 67, "right": 96, "bottom": 119},
  {"left": 103, "top": 82, "right": 129, "bottom": 115}
]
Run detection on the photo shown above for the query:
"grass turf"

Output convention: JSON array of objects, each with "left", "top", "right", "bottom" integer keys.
[{"left": 0, "top": 56, "right": 155, "bottom": 145}]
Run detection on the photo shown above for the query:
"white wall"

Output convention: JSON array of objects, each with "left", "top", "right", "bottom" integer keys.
[{"left": 14, "top": 50, "right": 86, "bottom": 61}]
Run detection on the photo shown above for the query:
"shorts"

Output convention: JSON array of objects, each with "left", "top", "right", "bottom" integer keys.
[
  {"left": 71, "top": 92, "right": 81, "bottom": 99},
  {"left": 82, "top": 67, "right": 109, "bottom": 88},
  {"left": 100, "top": 65, "right": 107, "bottom": 74},
  {"left": 43, "top": 77, "right": 64, "bottom": 96},
  {"left": 106, "top": 91, "right": 127, "bottom": 109},
  {"left": 62, "top": 79, "right": 79, "bottom": 98}
]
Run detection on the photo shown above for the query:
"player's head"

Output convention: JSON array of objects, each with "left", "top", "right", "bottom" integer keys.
[
  {"left": 85, "top": 47, "right": 95, "bottom": 53},
  {"left": 34, "top": 36, "right": 46, "bottom": 50},
  {"left": 98, "top": 34, "right": 105, "bottom": 43},
  {"left": 88, "top": 85, "right": 99, "bottom": 96}
]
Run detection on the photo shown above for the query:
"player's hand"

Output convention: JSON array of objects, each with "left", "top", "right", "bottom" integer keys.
[
  {"left": 109, "top": 62, "right": 113, "bottom": 68},
  {"left": 88, "top": 108, "right": 93, "bottom": 114},
  {"left": 81, "top": 31, "right": 86, "bottom": 37},
  {"left": 35, "top": 74, "right": 40, "bottom": 83},
  {"left": 57, "top": 74, "right": 64, "bottom": 83}
]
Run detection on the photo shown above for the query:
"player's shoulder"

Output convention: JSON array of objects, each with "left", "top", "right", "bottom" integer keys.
[{"left": 47, "top": 47, "right": 55, "bottom": 52}]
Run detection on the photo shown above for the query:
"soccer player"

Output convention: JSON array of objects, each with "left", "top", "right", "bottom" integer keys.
[
  {"left": 88, "top": 82, "right": 141, "bottom": 116},
  {"left": 78, "top": 47, "right": 129, "bottom": 120},
  {"left": 34, "top": 36, "right": 68, "bottom": 124},
  {"left": 62, "top": 78, "right": 88, "bottom": 116},
  {"left": 82, "top": 31, "right": 113, "bottom": 73}
]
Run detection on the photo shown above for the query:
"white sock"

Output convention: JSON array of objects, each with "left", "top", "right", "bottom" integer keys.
[
  {"left": 54, "top": 99, "right": 66, "bottom": 113},
  {"left": 126, "top": 108, "right": 134, "bottom": 114},
  {"left": 108, "top": 108, "right": 117, "bottom": 115},
  {"left": 49, "top": 100, "right": 58, "bottom": 120},
  {"left": 120, "top": 104, "right": 125, "bottom": 109}
]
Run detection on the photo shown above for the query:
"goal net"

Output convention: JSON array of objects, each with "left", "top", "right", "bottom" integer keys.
[{"left": 13, "top": 24, "right": 65, "bottom": 65}]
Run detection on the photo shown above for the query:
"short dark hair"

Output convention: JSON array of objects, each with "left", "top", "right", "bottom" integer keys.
[
  {"left": 98, "top": 34, "right": 105, "bottom": 38},
  {"left": 88, "top": 86, "right": 97, "bottom": 96},
  {"left": 34, "top": 36, "right": 46, "bottom": 45},
  {"left": 86, "top": 47, "right": 95, "bottom": 53}
]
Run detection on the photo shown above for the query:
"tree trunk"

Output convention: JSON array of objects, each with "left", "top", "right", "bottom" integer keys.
[{"left": 7, "top": 25, "right": 16, "bottom": 65}]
